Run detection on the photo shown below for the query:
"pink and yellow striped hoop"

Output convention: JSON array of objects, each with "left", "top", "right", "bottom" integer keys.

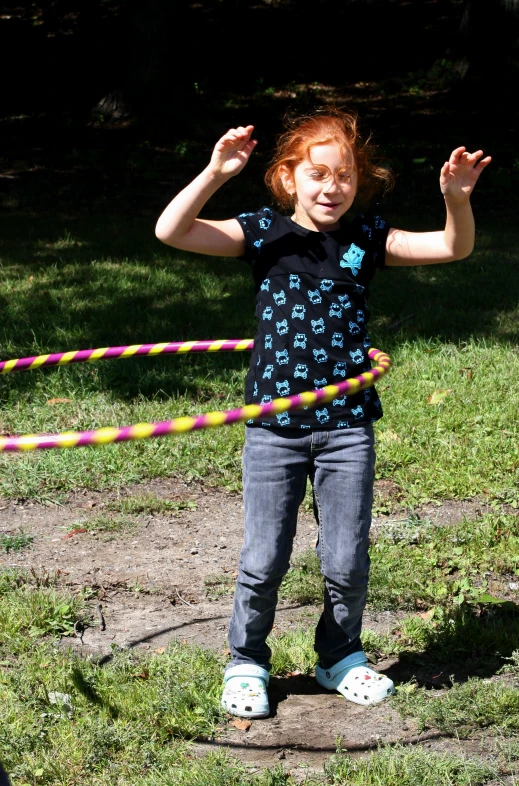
[{"left": 0, "top": 341, "right": 391, "bottom": 452}]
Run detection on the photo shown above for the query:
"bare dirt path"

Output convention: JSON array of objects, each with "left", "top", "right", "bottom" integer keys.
[{"left": 0, "top": 477, "right": 504, "bottom": 776}]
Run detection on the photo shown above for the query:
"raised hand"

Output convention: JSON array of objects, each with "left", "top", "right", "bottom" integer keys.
[
  {"left": 209, "top": 125, "right": 258, "bottom": 179},
  {"left": 440, "top": 147, "right": 492, "bottom": 203}
]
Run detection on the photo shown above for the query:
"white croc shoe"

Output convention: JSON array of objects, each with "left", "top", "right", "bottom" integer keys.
[
  {"left": 221, "top": 664, "right": 270, "bottom": 719},
  {"left": 315, "top": 651, "right": 394, "bottom": 706}
]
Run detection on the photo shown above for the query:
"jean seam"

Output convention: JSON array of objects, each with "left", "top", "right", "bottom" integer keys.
[{"left": 313, "top": 484, "right": 325, "bottom": 575}]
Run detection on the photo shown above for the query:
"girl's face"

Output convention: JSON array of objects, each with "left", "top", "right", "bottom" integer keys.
[{"left": 283, "top": 142, "right": 358, "bottom": 232}]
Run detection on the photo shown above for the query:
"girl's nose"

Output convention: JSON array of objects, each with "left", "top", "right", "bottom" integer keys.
[{"left": 323, "top": 175, "right": 340, "bottom": 193}]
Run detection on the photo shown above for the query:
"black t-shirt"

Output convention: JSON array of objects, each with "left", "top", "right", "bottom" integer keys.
[{"left": 236, "top": 207, "right": 390, "bottom": 430}]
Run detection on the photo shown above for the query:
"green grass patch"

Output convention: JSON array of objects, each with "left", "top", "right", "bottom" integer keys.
[
  {"left": 0, "top": 529, "right": 34, "bottom": 552},
  {"left": 369, "top": 512, "right": 519, "bottom": 611},
  {"left": 394, "top": 677, "right": 519, "bottom": 737},
  {"left": 324, "top": 743, "right": 496, "bottom": 785},
  {"left": 0, "top": 573, "right": 87, "bottom": 655},
  {"left": 269, "top": 628, "right": 317, "bottom": 676},
  {"left": 279, "top": 513, "right": 519, "bottom": 613},
  {"left": 279, "top": 548, "right": 322, "bottom": 604},
  {"left": 203, "top": 573, "right": 235, "bottom": 600}
]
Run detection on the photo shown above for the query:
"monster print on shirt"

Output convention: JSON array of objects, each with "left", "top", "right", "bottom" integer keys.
[{"left": 235, "top": 207, "right": 389, "bottom": 429}]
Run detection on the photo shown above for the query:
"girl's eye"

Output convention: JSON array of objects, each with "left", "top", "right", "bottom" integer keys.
[{"left": 338, "top": 172, "right": 352, "bottom": 181}]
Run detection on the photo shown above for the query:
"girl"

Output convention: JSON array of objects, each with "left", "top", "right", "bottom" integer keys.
[{"left": 155, "top": 108, "right": 490, "bottom": 718}]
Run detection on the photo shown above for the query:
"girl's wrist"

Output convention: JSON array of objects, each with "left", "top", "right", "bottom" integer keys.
[
  {"left": 203, "top": 165, "right": 233, "bottom": 187},
  {"left": 443, "top": 193, "right": 472, "bottom": 210}
]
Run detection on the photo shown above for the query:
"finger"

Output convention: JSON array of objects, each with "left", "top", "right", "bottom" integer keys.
[
  {"left": 473, "top": 155, "right": 492, "bottom": 173},
  {"left": 449, "top": 146, "right": 467, "bottom": 162}
]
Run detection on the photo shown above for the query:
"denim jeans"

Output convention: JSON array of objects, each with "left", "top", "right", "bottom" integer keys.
[{"left": 227, "top": 424, "right": 375, "bottom": 671}]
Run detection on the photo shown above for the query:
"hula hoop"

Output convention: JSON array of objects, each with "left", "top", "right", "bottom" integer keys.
[
  {"left": 0, "top": 342, "right": 391, "bottom": 453},
  {"left": 0, "top": 339, "right": 254, "bottom": 375}
]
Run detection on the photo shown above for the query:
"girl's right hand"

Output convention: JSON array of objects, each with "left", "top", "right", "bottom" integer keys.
[{"left": 209, "top": 125, "right": 257, "bottom": 179}]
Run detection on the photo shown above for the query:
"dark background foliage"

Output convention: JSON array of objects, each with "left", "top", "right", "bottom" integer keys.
[{"left": 1, "top": 0, "right": 517, "bottom": 221}]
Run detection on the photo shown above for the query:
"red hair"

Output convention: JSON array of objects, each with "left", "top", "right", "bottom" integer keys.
[{"left": 264, "top": 107, "right": 394, "bottom": 211}]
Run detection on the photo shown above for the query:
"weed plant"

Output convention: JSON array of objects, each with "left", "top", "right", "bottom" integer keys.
[{"left": 0, "top": 529, "right": 34, "bottom": 552}]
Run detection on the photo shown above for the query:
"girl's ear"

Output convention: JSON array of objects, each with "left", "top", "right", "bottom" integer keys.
[{"left": 279, "top": 165, "right": 295, "bottom": 197}]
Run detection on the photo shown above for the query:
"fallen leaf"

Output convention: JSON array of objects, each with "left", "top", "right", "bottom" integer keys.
[
  {"left": 154, "top": 647, "right": 166, "bottom": 654},
  {"left": 427, "top": 389, "right": 451, "bottom": 405},
  {"left": 231, "top": 718, "right": 252, "bottom": 730},
  {"left": 47, "top": 397, "right": 72, "bottom": 406},
  {"left": 62, "top": 528, "right": 87, "bottom": 539}
]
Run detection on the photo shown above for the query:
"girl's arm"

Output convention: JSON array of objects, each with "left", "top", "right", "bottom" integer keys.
[
  {"left": 155, "top": 125, "right": 257, "bottom": 258},
  {"left": 385, "top": 147, "right": 491, "bottom": 267}
]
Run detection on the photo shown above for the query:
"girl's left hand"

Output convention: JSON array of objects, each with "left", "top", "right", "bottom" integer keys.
[{"left": 440, "top": 147, "right": 492, "bottom": 202}]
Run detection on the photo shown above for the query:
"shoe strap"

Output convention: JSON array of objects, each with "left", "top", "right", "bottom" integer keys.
[
  {"left": 224, "top": 664, "right": 270, "bottom": 685},
  {"left": 325, "top": 651, "right": 367, "bottom": 680}
]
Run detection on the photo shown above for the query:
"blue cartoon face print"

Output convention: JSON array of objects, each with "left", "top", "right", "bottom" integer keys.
[
  {"left": 261, "top": 395, "right": 272, "bottom": 404},
  {"left": 314, "top": 378, "right": 327, "bottom": 388},
  {"left": 338, "top": 294, "right": 351, "bottom": 309},
  {"left": 311, "top": 318, "right": 325, "bottom": 334},
  {"left": 264, "top": 334, "right": 273, "bottom": 349},
  {"left": 348, "top": 321, "right": 361, "bottom": 336},
  {"left": 333, "top": 362, "right": 348, "bottom": 377},
  {"left": 276, "top": 380, "right": 290, "bottom": 396},
  {"left": 316, "top": 408, "right": 330, "bottom": 424},
  {"left": 356, "top": 309, "right": 365, "bottom": 324},
  {"left": 273, "top": 290, "right": 286, "bottom": 306},
  {"left": 294, "top": 333, "right": 307, "bottom": 349},
  {"left": 333, "top": 396, "right": 347, "bottom": 406},
  {"left": 276, "top": 412, "right": 290, "bottom": 426},
  {"left": 329, "top": 303, "right": 342, "bottom": 318},
  {"left": 259, "top": 217, "right": 271, "bottom": 230},
  {"left": 289, "top": 274, "right": 301, "bottom": 290},
  {"left": 263, "top": 364, "right": 274, "bottom": 379},
  {"left": 336, "top": 421, "right": 350, "bottom": 429},
  {"left": 276, "top": 349, "right": 289, "bottom": 365},
  {"left": 331, "top": 332, "right": 344, "bottom": 348},
  {"left": 260, "top": 278, "right": 270, "bottom": 291},
  {"left": 308, "top": 289, "right": 322, "bottom": 304},
  {"left": 340, "top": 243, "right": 365, "bottom": 276},
  {"left": 349, "top": 349, "right": 364, "bottom": 364},
  {"left": 320, "top": 279, "right": 334, "bottom": 292},
  {"left": 276, "top": 319, "right": 289, "bottom": 335},
  {"left": 262, "top": 306, "right": 273, "bottom": 320},
  {"left": 351, "top": 405, "right": 364, "bottom": 420},
  {"left": 294, "top": 364, "right": 308, "bottom": 379},
  {"left": 313, "top": 348, "right": 328, "bottom": 364},
  {"left": 292, "top": 304, "right": 306, "bottom": 320}
]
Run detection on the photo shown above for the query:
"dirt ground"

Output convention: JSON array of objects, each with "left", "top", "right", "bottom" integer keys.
[{"left": 0, "top": 477, "right": 511, "bottom": 777}]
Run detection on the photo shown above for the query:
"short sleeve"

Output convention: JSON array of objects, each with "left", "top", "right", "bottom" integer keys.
[
  {"left": 234, "top": 207, "right": 274, "bottom": 265},
  {"left": 357, "top": 212, "right": 390, "bottom": 269}
]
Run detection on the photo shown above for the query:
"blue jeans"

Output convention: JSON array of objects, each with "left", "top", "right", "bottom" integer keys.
[{"left": 227, "top": 424, "right": 375, "bottom": 671}]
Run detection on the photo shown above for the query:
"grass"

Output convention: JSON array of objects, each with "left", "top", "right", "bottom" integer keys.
[
  {"left": 0, "top": 530, "right": 34, "bottom": 552},
  {"left": 280, "top": 512, "right": 519, "bottom": 613}
]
